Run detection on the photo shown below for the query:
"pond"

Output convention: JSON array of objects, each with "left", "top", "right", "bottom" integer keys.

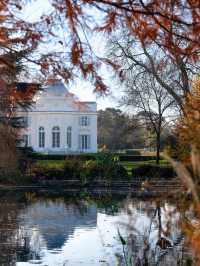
[{"left": 0, "top": 191, "right": 192, "bottom": 266}]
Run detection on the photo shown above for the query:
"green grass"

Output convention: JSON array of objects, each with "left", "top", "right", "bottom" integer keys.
[
  {"left": 120, "top": 159, "right": 170, "bottom": 175},
  {"left": 34, "top": 159, "right": 170, "bottom": 176},
  {"left": 34, "top": 160, "right": 66, "bottom": 169}
]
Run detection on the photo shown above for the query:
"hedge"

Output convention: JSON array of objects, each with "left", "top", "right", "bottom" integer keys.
[
  {"left": 32, "top": 158, "right": 129, "bottom": 181},
  {"left": 28, "top": 153, "right": 162, "bottom": 162},
  {"left": 125, "top": 149, "right": 141, "bottom": 155},
  {"left": 132, "top": 164, "right": 175, "bottom": 179},
  {"left": 18, "top": 147, "right": 163, "bottom": 162}
]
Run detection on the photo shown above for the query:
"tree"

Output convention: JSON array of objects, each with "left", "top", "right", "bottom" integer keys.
[
  {"left": 121, "top": 73, "right": 175, "bottom": 163},
  {"left": 1, "top": 1, "right": 199, "bottom": 97},
  {"left": 0, "top": 50, "right": 39, "bottom": 174},
  {"left": 98, "top": 108, "right": 144, "bottom": 150},
  {"left": 108, "top": 28, "right": 199, "bottom": 110},
  {"left": 0, "top": 1, "right": 43, "bottom": 174},
  {"left": 0, "top": 0, "right": 199, "bottom": 168},
  {"left": 175, "top": 76, "right": 200, "bottom": 162}
]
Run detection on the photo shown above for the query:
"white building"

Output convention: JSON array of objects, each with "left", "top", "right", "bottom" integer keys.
[{"left": 18, "top": 80, "right": 97, "bottom": 154}]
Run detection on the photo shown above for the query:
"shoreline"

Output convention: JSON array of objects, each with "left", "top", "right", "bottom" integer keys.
[{"left": 0, "top": 178, "right": 182, "bottom": 197}]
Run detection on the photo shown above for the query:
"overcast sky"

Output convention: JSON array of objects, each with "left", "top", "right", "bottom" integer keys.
[{"left": 21, "top": 0, "right": 122, "bottom": 110}]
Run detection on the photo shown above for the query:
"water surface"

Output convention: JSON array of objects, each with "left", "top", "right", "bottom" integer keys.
[{"left": 0, "top": 192, "right": 191, "bottom": 266}]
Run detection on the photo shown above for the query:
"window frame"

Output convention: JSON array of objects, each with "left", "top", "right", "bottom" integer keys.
[
  {"left": 67, "top": 126, "right": 72, "bottom": 149},
  {"left": 79, "top": 134, "right": 91, "bottom": 150},
  {"left": 52, "top": 126, "right": 60, "bottom": 148},
  {"left": 79, "top": 116, "right": 90, "bottom": 126},
  {"left": 23, "top": 134, "right": 28, "bottom": 147},
  {"left": 39, "top": 127, "right": 45, "bottom": 148}
]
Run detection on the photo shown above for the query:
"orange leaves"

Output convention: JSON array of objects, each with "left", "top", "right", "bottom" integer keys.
[
  {"left": 0, "top": 27, "right": 8, "bottom": 44},
  {"left": 65, "top": 0, "right": 78, "bottom": 32},
  {"left": 71, "top": 41, "right": 83, "bottom": 65},
  {"left": 0, "top": 0, "right": 199, "bottom": 100},
  {"left": 79, "top": 63, "right": 94, "bottom": 78},
  {"left": 176, "top": 76, "right": 200, "bottom": 162},
  {"left": 27, "top": 32, "right": 42, "bottom": 43},
  {"left": 149, "top": 25, "right": 159, "bottom": 39},
  {"left": 191, "top": 229, "right": 200, "bottom": 258},
  {"left": 174, "top": 78, "right": 200, "bottom": 265},
  {"left": 100, "top": 58, "right": 119, "bottom": 71},
  {"left": 95, "top": 11, "right": 116, "bottom": 33},
  {"left": 94, "top": 75, "right": 107, "bottom": 94},
  {"left": 10, "top": 83, "right": 39, "bottom": 105}
]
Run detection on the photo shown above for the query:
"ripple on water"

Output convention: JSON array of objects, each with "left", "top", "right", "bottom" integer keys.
[{"left": 0, "top": 195, "right": 191, "bottom": 266}]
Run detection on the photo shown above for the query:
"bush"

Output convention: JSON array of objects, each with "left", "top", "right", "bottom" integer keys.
[
  {"left": 29, "top": 153, "right": 96, "bottom": 160},
  {"left": 125, "top": 149, "right": 141, "bottom": 155},
  {"left": 132, "top": 164, "right": 175, "bottom": 179},
  {"left": 67, "top": 152, "right": 129, "bottom": 181},
  {"left": 86, "top": 152, "right": 128, "bottom": 180},
  {"left": 119, "top": 155, "right": 162, "bottom": 161},
  {"left": 32, "top": 152, "right": 128, "bottom": 182},
  {"left": 111, "top": 164, "right": 129, "bottom": 179},
  {"left": 0, "top": 172, "right": 37, "bottom": 185},
  {"left": 64, "top": 157, "right": 83, "bottom": 179},
  {"left": 33, "top": 167, "right": 65, "bottom": 180},
  {"left": 83, "top": 160, "right": 100, "bottom": 179}
]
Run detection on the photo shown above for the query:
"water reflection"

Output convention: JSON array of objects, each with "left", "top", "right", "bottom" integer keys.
[
  {"left": 118, "top": 200, "right": 187, "bottom": 265},
  {"left": 0, "top": 196, "right": 27, "bottom": 266},
  {"left": 0, "top": 193, "right": 192, "bottom": 266}
]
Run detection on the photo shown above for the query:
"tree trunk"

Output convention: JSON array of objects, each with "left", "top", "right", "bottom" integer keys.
[
  {"left": 157, "top": 204, "right": 162, "bottom": 240},
  {"left": 156, "top": 131, "right": 161, "bottom": 164}
]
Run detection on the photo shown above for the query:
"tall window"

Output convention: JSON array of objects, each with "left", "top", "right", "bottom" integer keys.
[
  {"left": 67, "top": 127, "right": 72, "bottom": 148},
  {"left": 23, "top": 134, "right": 28, "bottom": 147},
  {"left": 79, "top": 116, "right": 90, "bottom": 126},
  {"left": 39, "top": 127, "right": 45, "bottom": 148},
  {"left": 52, "top": 126, "right": 60, "bottom": 148},
  {"left": 79, "top": 135, "right": 91, "bottom": 150},
  {"left": 21, "top": 116, "right": 28, "bottom": 127}
]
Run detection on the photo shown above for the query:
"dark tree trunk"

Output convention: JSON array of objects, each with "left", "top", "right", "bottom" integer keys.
[
  {"left": 156, "top": 131, "right": 161, "bottom": 164},
  {"left": 157, "top": 204, "right": 162, "bottom": 239}
]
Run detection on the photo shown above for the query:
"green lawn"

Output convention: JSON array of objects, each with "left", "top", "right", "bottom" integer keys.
[
  {"left": 35, "top": 159, "right": 170, "bottom": 176},
  {"left": 121, "top": 160, "right": 170, "bottom": 175},
  {"left": 34, "top": 160, "right": 66, "bottom": 169}
]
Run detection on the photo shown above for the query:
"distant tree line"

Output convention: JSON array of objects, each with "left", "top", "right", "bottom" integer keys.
[{"left": 98, "top": 108, "right": 173, "bottom": 152}]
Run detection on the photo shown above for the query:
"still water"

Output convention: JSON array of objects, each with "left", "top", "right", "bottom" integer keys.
[{"left": 0, "top": 192, "right": 191, "bottom": 266}]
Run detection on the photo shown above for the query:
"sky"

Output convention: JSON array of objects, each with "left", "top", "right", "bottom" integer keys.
[{"left": 20, "top": 0, "right": 123, "bottom": 111}]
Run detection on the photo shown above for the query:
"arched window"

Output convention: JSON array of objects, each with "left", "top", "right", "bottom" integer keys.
[
  {"left": 67, "top": 127, "right": 72, "bottom": 148},
  {"left": 39, "top": 127, "right": 45, "bottom": 148},
  {"left": 52, "top": 126, "right": 60, "bottom": 148}
]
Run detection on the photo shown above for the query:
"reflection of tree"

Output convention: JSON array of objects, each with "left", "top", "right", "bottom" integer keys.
[
  {"left": 118, "top": 199, "right": 190, "bottom": 266},
  {"left": 0, "top": 196, "right": 36, "bottom": 265},
  {"left": 16, "top": 227, "right": 43, "bottom": 262},
  {"left": 0, "top": 193, "right": 193, "bottom": 265},
  {"left": 95, "top": 195, "right": 121, "bottom": 215},
  {"left": 0, "top": 194, "right": 98, "bottom": 264},
  {"left": 0, "top": 200, "right": 18, "bottom": 265}
]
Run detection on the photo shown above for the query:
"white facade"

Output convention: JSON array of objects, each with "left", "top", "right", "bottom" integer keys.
[{"left": 18, "top": 81, "right": 97, "bottom": 154}]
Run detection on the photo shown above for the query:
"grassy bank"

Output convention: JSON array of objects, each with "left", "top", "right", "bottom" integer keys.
[
  {"left": 121, "top": 160, "right": 169, "bottom": 175},
  {"left": 34, "top": 159, "right": 170, "bottom": 176},
  {"left": 0, "top": 153, "right": 173, "bottom": 186}
]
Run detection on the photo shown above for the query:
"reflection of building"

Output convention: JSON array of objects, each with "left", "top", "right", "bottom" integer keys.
[
  {"left": 17, "top": 80, "right": 97, "bottom": 154},
  {"left": 18, "top": 200, "right": 97, "bottom": 251}
]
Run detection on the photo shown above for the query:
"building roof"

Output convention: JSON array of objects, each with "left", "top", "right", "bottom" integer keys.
[
  {"left": 16, "top": 82, "right": 40, "bottom": 92},
  {"left": 18, "top": 80, "right": 97, "bottom": 112},
  {"left": 43, "top": 80, "right": 68, "bottom": 97}
]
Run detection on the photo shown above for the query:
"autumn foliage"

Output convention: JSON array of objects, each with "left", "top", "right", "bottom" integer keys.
[
  {"left": 176, "top": 76, "right": 200, "bottom": 162},
  {"left": 169, "top": 77, "right": 200, "bottom": 264},
  {"left": 0, "top": 0, "right": 199, "bottom": 93}
]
